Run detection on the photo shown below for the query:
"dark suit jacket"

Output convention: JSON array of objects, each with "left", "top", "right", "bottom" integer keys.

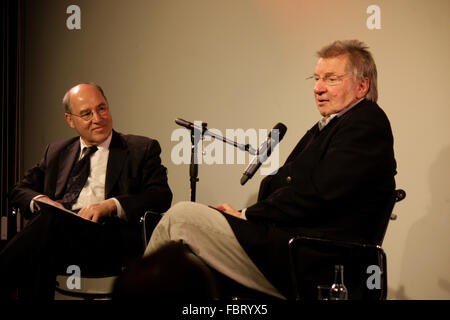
[
  {"left": 10, "top": 130, "right": 172, "bottom": 222},
  {"left": 2, "top": 130, "right": 172, "bottom": 293},
  {"left": 224, "top": 99, "right": 397, "bottom": 298}
]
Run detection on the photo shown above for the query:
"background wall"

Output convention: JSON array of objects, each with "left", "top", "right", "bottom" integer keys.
[{"left": 22, "top": 0, "right": 450, "bottom": 299}]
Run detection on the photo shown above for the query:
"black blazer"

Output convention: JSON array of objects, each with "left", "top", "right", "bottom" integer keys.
[
  {"left": 10, "top": 130, "right": 173, "bottom": 223},
  {"left": 225, "top": 99, "right": 397, "bottom": 298}
]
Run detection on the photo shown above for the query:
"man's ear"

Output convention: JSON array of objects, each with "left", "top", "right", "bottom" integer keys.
[
  {"left": 357, "top": 77, "right": 370, "bottom": 99},
  {"left": 65, "top": 113, "right": 75, "bottom": 128}
]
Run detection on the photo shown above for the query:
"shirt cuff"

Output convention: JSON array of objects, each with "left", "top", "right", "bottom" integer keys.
[
  {"left": 30, "top": 195, "right": 47, "bottom": 213},
  {"left": 241, "top": 208, "right": 248, "bottom": 220},
  {"left": 112, "top": 197, "right": 127, "bottom": 220}
]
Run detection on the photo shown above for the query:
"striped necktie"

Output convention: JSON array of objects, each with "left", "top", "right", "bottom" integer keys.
[{"left": 59, "top": 146, "right": 98, "bottom": 209}]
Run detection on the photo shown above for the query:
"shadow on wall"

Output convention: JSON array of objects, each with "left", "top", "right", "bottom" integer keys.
[
  {"left": 392, "top": 145, "right": 450, "bottom": 299},
  {"left": 388, "top": 285, "right": 411, "bottom": 300}
]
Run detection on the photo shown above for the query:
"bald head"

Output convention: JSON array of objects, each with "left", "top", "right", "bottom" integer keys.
[
  {"left": 63, "top": 83, "right": 108, "bottom": 113},
  {"left": 63, "top": 83, "right": 113, "bottom": 146}
]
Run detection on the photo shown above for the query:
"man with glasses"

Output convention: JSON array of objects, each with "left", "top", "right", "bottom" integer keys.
[
  {"left": 0, "top": 83, "right": 172, "bottom": 299},
  {"left": 143, "top": 40, "right": 397, "bottom": 300}
]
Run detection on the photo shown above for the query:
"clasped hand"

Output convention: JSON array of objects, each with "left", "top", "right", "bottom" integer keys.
[{"left": 34, "top": 196, "right": 117, "bottom": 223}]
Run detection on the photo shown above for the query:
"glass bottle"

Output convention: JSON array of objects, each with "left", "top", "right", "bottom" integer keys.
[{"left": 329, "top": 264, "right": 348, "bottom": 300}]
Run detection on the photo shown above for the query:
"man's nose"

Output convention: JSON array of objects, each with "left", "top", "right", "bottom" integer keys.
[
  {"left": 314, "top": 79, "right": 327, "bottom": 95},
  {"left": 91, "top": 110, "right": 102, "bottom": 122}
]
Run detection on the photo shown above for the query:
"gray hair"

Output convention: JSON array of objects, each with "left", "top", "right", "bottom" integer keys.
[
  {"left": 62, "top": 82, "right": 108, "bottom": 113},
  {"left": 317, "top": 40, "right": 378, "bottom": 102}
]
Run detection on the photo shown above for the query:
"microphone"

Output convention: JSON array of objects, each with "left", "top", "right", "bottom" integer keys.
[
  {"left": 175, "top": 118, "right": 194, "bottom": 130},
  {"left": 240, "top": 123, "right": 287, "bottom": 185}
]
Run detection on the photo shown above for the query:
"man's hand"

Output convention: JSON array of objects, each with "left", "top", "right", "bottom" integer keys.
[
  {"left": 33, "top": 196, "right": 65, "bottom": 211},
  {"left": 214, "top": 203, "right": 243, "bottom": 219},
  {"left": 78, "top": 199, "right": 117, "bottom": 223}
]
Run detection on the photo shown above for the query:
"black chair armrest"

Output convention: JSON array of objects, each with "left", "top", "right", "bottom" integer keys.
[{"left": 140, "top": 211, "right": 163, "bottom": 248}]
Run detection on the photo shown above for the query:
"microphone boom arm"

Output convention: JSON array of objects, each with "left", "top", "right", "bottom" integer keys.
[
  {"left": 203, "top": 130, "right": 257, "bottom": 155},
  {"left": 175, "top": 118, "right": 258, "bottom": 155}
]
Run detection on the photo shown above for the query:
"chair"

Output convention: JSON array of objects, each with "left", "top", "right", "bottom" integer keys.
[
  {"left": 373, "top": 188, "right": 406, "bottom": 246},
  {"left": 288, "top": 236, "right": 387, "bottom": 300},
  {"left": 54, "top": 211, "right": 162, "bottom": 300},
  {"left": 140, "top": 211, "right": 163, "bottom": 250},
  {"left": 288, "top": 188, "right": 406, "bottom": 300}
]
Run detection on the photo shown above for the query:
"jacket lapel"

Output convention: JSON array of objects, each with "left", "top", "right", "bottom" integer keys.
[
  {"left": 55, "top": 140, "right": 80, "bottom": 198},
  {"left": 285, "top": 125, "right": 318, "bottom": 164},
  {"left": 105, "top": 131, "right": 128, "bottom": 198}
]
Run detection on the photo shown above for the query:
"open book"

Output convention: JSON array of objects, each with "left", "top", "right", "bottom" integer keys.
[{"left": 34, "top": 199, "right": 98, "bottom": 224}]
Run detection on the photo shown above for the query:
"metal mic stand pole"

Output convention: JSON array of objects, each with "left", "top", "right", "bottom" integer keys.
[{"left": 189, "top": 122, "right": 207, "bottom": 202}]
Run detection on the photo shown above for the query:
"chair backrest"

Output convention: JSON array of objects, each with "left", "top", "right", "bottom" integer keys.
[
  {"left": 287, "top": 188, "right": 405, "bottom": 300},
  {"left": 288, "top": 236, "right": 387, "bottom": 300},
  {"left": 371, "top": 189, "right": 406, "bottom": 246}
]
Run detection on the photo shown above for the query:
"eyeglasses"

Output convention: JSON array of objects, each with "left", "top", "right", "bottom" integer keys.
[
  {"left": 67, "top": 105, "right": 109, "bottom": 121},
  {"left": 306, "top": 73, "right": 352, "bottom": 86}
]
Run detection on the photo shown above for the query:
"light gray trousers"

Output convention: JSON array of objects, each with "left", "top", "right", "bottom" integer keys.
[{"left": 144, "top": 201, "right": 285, "bottom": 299}]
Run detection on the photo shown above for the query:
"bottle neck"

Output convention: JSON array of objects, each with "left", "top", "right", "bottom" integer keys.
[{"left": 334, "top": 265, "right": 344, "bottom": 284}]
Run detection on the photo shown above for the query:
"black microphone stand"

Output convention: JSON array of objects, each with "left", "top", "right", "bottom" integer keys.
[
  {"left": 175, "top": 118, "right": 257, "bottom": 202},
  {"left": 189, "top": 121, "right": 207, "bottom": 202}
]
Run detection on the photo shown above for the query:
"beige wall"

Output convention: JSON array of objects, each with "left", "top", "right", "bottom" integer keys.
[{"left": 23, "top": 0, "right": 450, "bottom": 299}]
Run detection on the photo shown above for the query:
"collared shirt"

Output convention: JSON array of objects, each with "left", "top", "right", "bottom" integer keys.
[{"left": 317, "top": 98, "right": 364, "bottom": 131}]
